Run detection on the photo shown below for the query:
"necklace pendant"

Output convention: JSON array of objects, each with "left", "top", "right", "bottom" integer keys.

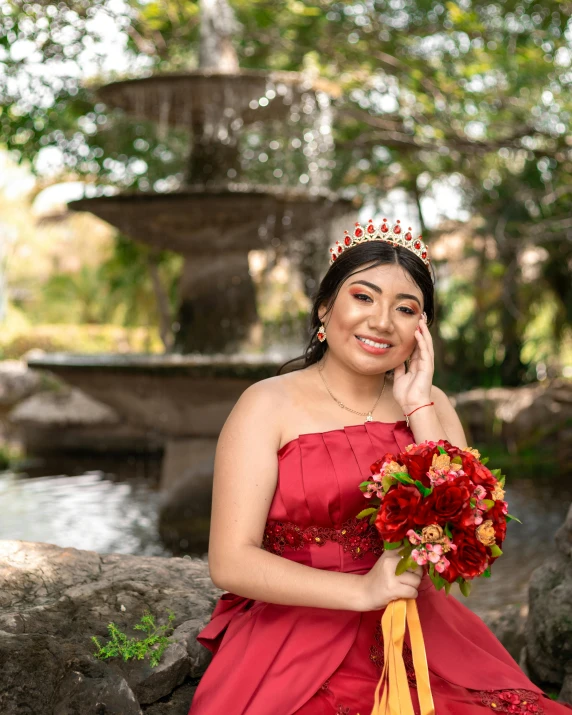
[{"left": 366, "top": 413, "right": 373, "bottom": 422}]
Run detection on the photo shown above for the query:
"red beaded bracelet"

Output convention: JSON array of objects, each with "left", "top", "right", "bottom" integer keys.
[{"left": 404, "top": 401, "right": 435, "bottom": 427}]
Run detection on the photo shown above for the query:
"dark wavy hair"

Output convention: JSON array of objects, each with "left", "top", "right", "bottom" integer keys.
[{"left": 277, "top": 241, "right": 435, "bottom": 375}]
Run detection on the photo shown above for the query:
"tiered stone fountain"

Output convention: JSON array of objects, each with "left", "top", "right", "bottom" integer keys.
[{"left": 28, "top": 0, "right": 355, "bottom": 550}]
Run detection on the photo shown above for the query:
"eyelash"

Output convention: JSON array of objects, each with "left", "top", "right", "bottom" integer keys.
[{"left": 352, "top": 293, "right": 416, "bottom": 315}]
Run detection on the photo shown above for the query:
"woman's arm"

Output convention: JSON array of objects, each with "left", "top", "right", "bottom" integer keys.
[
  {"left": 405, "top": 385, "right": 467, "bottom": 446},
  {"left": 207, "top": 380, "right": 420, "bottom": 612}
]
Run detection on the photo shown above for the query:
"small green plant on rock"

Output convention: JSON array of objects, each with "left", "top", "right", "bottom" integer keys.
[{"left": 92, "top": 609, "right": 176, "bottom": 667}]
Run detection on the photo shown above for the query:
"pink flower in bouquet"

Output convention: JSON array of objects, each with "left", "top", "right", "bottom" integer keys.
[
  {"left": 434, "top": 556, "right": 450, "bottom": 574},
  {"left": 406, "top": 529, "right": 422, "bottom": 545},
  {"left": 411, "top": 548, "right": 428, "bottom": 566},
  {"left": 426, "top": 543, "right": 443, "bottom": 563}
]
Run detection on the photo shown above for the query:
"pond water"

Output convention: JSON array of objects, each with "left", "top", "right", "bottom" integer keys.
[
  {"left": 0, "top": 454, "right": 168, "bottom": 557},
  {"left": 0, "top": 455, "right": 570, "bottom": 615}
]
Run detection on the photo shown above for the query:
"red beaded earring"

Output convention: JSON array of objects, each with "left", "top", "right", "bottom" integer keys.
[{"left": 317, "top": 324, "right": 326, "bottom": 342}]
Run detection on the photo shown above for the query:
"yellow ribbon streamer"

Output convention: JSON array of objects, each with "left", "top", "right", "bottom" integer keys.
[{"left": 367, "top": 598, "right": 435, "bottom": 715}]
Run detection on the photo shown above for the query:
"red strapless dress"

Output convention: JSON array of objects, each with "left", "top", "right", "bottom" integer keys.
[{"left": 188, "top": 420, "right": 570, "bottom": 715}]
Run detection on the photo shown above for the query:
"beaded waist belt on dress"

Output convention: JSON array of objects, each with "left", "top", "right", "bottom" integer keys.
[{"left": 262, "top": 517, "right": 383, "bottom": 560}]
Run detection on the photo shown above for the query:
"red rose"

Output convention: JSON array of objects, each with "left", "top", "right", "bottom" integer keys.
[
  {"left": 414, "top": 476, "right": 472, "bottom": 526},
  {"left": 399, "top": 443, "right": 439, "bottom": 486},
  {"left": 485, "top": 501, "right": 507, "bottom": 545},
  {"left": 375, "top": 484, "right": 422, "bottom": 542},
  {"left": 448, "top": 530, "right": 489, "bottom": 579},
  {"left": 461, "top": 455, "right": 497, "bottom": 489}
]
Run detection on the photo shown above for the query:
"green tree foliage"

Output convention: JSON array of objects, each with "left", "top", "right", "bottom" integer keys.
[{"left": 1, "top": 1, "right": 571, "bottom": 386}]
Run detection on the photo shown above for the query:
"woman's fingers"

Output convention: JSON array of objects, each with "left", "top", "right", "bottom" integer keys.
[
  {"left": 408, "top": 564, "right": 424, "bottom": 577},
  {"left": 397, "top": 571, "right": 422, "bottom": 588},
  {"left": 418, "top": 318, "right": 434, "bottom": 359},
  {"left": 413, "top": 328, "right": 432, "bottom": 367},
  {"left": 393, "top": 585, "right": 419, "bottom": 601}
]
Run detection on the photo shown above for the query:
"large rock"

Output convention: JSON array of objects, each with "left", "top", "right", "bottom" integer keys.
[
  {"left": 0, "top": 541, "right": 220, "bottom": 714},
  {"left": 480, "top": 604, "right": 528, "bottom": 663},
  {"left": 524, "top": 504, "right": 572, "bottom": 703},
  {"left": 451, "top": 379, "right": 572, "bottom": 465},
  {"left": 0, "top": 360, "right": 46, "bottom": 411},
  {"left": 8, "top": 386, "right": 163, "bottom": 453}
]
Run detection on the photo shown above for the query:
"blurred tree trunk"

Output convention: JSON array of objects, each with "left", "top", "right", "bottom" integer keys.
[{"left": 496, "top": 218, "right": 525, "bottom": 386}]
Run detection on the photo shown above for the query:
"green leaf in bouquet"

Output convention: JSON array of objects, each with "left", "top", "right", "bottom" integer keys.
[
  {"left": 369, "top": 513, "right": 377, "bottom": 525},
  {"left": 359, "top": 480, "right": 373, "bottom": 489},
  {"left": 397, "top": 542, "right": 413, "bottom": 558},
  {"left": 499, "top": 475, "right": 506, "bottom": 487},
  {"left": 480, "top": 457, "right": 489, "bottom": 465},
  {"left": 356, "top": 507, "right": 377, "bottom": 520},
  {"left": 393, "top": 472, "right": 414, "bottom": 485},
  {"left": 482, "top": 567, "right": 491, "bottom": 578},
  {"left": 395, "top": 554, "right": 415, "bottom": 576},
  {"left": 489, "top": 544, "right": 503, "bottom": 558},
  {"left": 444, "top": 523, "right": 453, "bottom": 539},
  {"left": 506, "top": 514, "right": 522, "bottom": 524},
  {"left": 483, "top": 499, "right": 495, "bottom": 509},
  {"left": 470, "top": 498, "right": 476, "bottom": 508},
  {"left": 414, "top": 480, "right": 433, "bottom": 497},
  {"left": 432, "top": 573, "right": 446, "bottom": 591},
  {"left": 490, "top": 469, "right": 502, "bottom": 478},
  {"left": 444, "top": 581, "right": 453, "bottom": 595},
  {"left": 384, "top": 539, "right": 403, "bottom": 550},
  {"left": 452, "top": 456, "right": 463, "bottom": 465},
  {"left": 459, "top": 579, "right": 472, "bottom": 597},
  {"left": 437, "top": 446, "right": 447, "bottom": 455},
  {"left": 382, "top": 475, "right": 397, "bottom": 492}
]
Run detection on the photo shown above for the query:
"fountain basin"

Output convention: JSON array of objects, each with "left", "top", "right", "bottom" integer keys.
[
  {"left": 26, "top": 352, "right": 292, "bottom": 438},
  {"left": 69, "top": 184, "right": 353, "bottom": 255},
  {"left": 26, "top": 352, "right": 298, "bottom": 497},
  {"left": 97, "top": 70, "right": 340, "bottom": 128}
]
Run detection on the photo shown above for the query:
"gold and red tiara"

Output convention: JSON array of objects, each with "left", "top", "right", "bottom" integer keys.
[{"left": 329, "top": 219, "right": 430, "bottom": 268}]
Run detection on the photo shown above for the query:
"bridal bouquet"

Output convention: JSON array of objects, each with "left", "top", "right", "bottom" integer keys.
[{"left": 357, "top": 440, "right": 519, "bottom": 596}]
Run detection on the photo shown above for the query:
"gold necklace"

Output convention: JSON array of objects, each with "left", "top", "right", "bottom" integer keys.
[{"left": 317, "top": 363, "right": 386, "bottom": 423}]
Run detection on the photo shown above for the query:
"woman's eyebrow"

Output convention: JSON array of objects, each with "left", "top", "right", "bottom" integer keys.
[
  {"left": 349, "top": 281, "right": 421, "bottom": 307},
  {"left": 396, "top": 293, "right": 421, "bottom": 307},
  {"left": 349, "top": 280, "right": 381, "bottom": 294}
]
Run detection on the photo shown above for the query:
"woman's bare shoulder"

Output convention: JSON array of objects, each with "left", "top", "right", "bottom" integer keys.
[
  {"left": 239, "top": 368, "right": 308, "bottom": 405},
  {"left": 222, "top": 368, "right": 310, "bottom": 450}
]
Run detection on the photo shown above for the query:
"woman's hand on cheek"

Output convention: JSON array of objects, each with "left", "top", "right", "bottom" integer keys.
[{"left": 392, "top": 316, "right": 435, "bottom": 414}]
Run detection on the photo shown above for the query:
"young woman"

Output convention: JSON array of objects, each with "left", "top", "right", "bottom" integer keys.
[{"left": 189, "top": 221, "right": 569, "bottom": 715}]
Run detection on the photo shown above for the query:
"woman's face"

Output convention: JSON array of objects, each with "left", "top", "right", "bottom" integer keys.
[{"left": 319, "top": 262, "right": 425, "bottom": 374}]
